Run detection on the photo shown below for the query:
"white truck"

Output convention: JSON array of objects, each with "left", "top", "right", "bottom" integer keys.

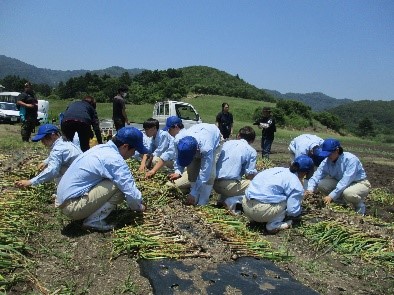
[{"left": 100, "top": 100, "right": 202, "bottom": 135}]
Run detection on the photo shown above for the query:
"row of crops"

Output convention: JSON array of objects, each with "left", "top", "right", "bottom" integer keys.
[{"left": 1, "top": 153, "right": 393, "bottom": 292}]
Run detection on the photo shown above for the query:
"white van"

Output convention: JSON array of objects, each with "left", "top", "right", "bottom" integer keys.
[{"left": 0, "top": 92, "right": 49, "bottom": 124}]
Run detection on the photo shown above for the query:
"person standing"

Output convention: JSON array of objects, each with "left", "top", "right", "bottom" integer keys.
[
  {"left": 15, "top": 124, "right": 82, "bottom": 188},
  {"left": 61, "top": 96, "right": 103, "bottom": 152},
  {"left": 254, "top": 106, "right": 276, "bottom": 158},
  {"left": 215, "top": 102, "right": 233, "bottom": 139},
  {"left": 305, "top": 138, "right": 370, "bottom": 215},
  {"left": 113, "top": 86, "right": 129, "bottom": 131},
  {"left": 56, "top": 127, "right": 148, "bottom": 231},
  {"left": 16, "top": 82, "right": 38, "bottom": 142}
]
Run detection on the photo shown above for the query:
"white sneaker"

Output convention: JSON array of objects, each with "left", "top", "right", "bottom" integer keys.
[
  {"left": 82, "top": 220, "right": 114, "bottom": 232},
  {"left": 267, "top": 220, "right": 293, "bottom": 234},
  {"left": 279, "top": 220, "right": 293, "bottom": 229}
]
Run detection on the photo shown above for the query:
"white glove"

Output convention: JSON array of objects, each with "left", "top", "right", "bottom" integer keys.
[{"left": 259, "top": 123, "right": 269, "bottom": 129}]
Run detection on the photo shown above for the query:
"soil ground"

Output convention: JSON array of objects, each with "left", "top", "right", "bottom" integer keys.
[{"left": 1, "top": 124, "right": 393, "bottom": 295}]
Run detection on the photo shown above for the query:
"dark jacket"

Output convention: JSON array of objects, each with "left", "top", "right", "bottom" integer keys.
[
  {"left": 63, "top": 100, "right": 102, "bottom": 142},
  {"left": 17, "top": 91, "right": 38, "bottom": 120},
  {"left": 254, "top": 116, "right": 276, "bottom": 140}
]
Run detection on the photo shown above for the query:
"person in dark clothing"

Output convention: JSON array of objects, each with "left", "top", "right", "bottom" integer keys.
[
  {"left": 17, "top": 82, "right": 38, "bottom": 142},
  {"left": 254, "top": 106, "right": 276, "bottom": 158},
  {"left": 215, "top": 102, "right": 233, "bottom": 139},
  {"left": 61, "top": 96, "right": 103, "bottom": 152},
  {"left": 112, "top": 86, "right": 129, "bottom": 131}
]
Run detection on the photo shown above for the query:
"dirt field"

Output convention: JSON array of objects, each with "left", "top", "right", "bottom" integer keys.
[{"left": 1, "top": 125, "right": 393, "bottom": 295}]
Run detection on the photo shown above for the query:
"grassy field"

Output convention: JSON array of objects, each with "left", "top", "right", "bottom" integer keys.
[{"left": 3, "top": 95, "right": 392, "bottom": 153}]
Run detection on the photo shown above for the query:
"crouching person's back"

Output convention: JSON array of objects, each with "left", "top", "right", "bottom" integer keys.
[{"left": 56, "top": 127, "right": 148, "bottom": 231}]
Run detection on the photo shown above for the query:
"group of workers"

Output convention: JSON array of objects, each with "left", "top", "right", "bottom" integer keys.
[{"left": 15, "top": 101, "right": 370, "bottom": 233}]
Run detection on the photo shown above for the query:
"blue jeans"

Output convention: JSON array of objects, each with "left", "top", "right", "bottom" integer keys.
[{"left": 261, "top": 138, "right": 273, "bottom": 158}]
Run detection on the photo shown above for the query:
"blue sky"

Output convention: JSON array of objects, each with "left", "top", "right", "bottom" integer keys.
[{"left": 1, "top": 0, "right": 393, "bottom": 100}]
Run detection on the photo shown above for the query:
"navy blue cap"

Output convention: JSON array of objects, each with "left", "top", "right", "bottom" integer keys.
[
  {"left": 163, "top": 116, "right": 182, "bottom": 131},
  {"left": 319, "top": 138, "right": 341, "bottom": 158},
  {"left": 32, "top": 124, "right": 59, "bottom": 142},
  {"left": 293, "top": 155, "right": 314, "bottom": 172},
  {"left": 177, "top": 136, "right": 198, "bottom": 167},
  {"left": 116, "top": 127, "right": 149, "bottom": 154}
]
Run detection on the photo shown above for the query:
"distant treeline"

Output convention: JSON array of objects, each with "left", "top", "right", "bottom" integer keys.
[{"left": 1, "top": 67, "right": 392, "bottom": 142}]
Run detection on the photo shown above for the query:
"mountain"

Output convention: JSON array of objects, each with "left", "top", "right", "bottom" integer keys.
[
  {"left": 328, "top": 100, "right": 394, "bottom": 135},
  {"left": 0, "top": 55, "right": 144, "bottom": 85},
  {"left": 264, "top": 89, "right": 353, "bottom": 112}
]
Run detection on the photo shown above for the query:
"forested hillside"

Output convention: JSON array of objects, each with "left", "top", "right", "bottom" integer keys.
[
  {"left": 181, "top": 66, "right": 274, "bottom": 102},
  {"left": 328, "top": 100, "right": 394, "bottom": 139},
  {"left": 265, "top": 89, "right": 353, "bottom": 111},
  {"left": 0, "top": 55, "right": 143, "bottom": 85}
]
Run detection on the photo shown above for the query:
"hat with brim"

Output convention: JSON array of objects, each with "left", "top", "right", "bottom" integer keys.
[
  {"left": 32, "top": 124, "right": 59, "bottom": 142},
  {"left": 318, "top": 138, "right": 341, "bottom": 158},
  {"left": 293, "top": 155, "right": 314, "bottom": 172},
  {"left": 177, "top": 136, "right": 198, "bottom": 167},
  {"left": 116, "top": 127, "right": 149, "bottom": 154},
  {"left": 163, "top": 116, "right": 182, "bottom": 131}
]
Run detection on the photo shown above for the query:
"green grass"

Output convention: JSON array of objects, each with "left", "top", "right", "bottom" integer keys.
[{"left": 1, "top": 95, "right": 393, "bottom": 152}]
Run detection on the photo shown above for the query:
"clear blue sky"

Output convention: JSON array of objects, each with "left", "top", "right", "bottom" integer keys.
[{"left": 1, "top": 0, "right": 393, "bottom": 100}]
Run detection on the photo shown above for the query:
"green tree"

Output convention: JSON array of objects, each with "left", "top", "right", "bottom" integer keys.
[{"left": 356, "top": 117, "right": 376, "bottom": 138}]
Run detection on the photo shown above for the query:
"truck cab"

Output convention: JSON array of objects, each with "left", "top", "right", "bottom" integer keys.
[{"left": 153, "top": 100, "right": 202, "bottom": 129}]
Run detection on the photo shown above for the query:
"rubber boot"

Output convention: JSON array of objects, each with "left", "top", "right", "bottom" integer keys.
[{"left": 82, "top": 202, "right": 116, "bottom": 231}]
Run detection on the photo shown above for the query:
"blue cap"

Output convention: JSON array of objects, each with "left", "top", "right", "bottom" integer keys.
[
  {"left": 163, "top": 116, "right": 182, "bottom": 131},
  {"left": 32, "top": 124, "right": 59, "bottom": 142},
  {"left": 116, "top": 127, "right": 149, "bottom": 154},
  {"left": 293, "top": 155, "right": 314, "bottom": 172},
  {"left": 177, "top": 136, "right": 198, "bottom": 167},
  {"left": 319, "top": 138, "right": 341, "bottom": 158}
]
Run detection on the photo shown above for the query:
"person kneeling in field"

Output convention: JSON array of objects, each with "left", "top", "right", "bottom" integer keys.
[
  {"left": 305, "top": 138, "right": 370, "bottom": 215},
  {"left": 15, "top": 124, "right": 82, "bottom": 188},
  {"left": 56, "top": 127, "right": 148, "bottom": 231},
  {"left": 231, "top": 155, "right": 314, "bottom": 234},
  {"left": 139, "top": 118, "right": 175, "bottom": 178},
  {"left": 213, "top": 126, "right": 258, "bottom": 213},
  {"left": 167, "top": 118, "right": 223, "bottom": 206}
]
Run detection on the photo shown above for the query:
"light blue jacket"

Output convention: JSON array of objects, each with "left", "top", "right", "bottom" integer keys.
[
  {"left": 307, "top": 152, "right": 367, "bottom": 200},
  {"left": 56, "top": 141, "right": 143, "bottom": 210},
  {"left": 152, "top": 129, "right": 174, "bottom": 162},
  {"left": 216, "top": 139, "right": 257, "bottom": 180},
  {"left": 31, "top": 138, "right": 82, "bottom": 185},
  {"left": 245, "top": 167, "right": 304, "bottom": 217},
  {"left": 173, "top": 123, "right": 221, "bottom": 195},
  {"left": 288, "top": 134, "right": 323, "bottom": 158}
]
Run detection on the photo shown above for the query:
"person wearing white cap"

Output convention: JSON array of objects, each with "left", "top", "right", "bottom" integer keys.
[
  {"left": 239, "top": 155, "right": 314, "bottom": 234},
  {"left": 56, "top": 127, "right": 148, "bottom": 231},
  {"left": 15, "top": 124, "right": 82, "bottom": 188},
  {"left": 166, "top": 117, "right": 222, "bottom": 206},
  {"left": 213, "top": 126, "right": 258, "bottom": 212},
  {"left": 306, "top": 138, "right": 370, "bottom": 215}
]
